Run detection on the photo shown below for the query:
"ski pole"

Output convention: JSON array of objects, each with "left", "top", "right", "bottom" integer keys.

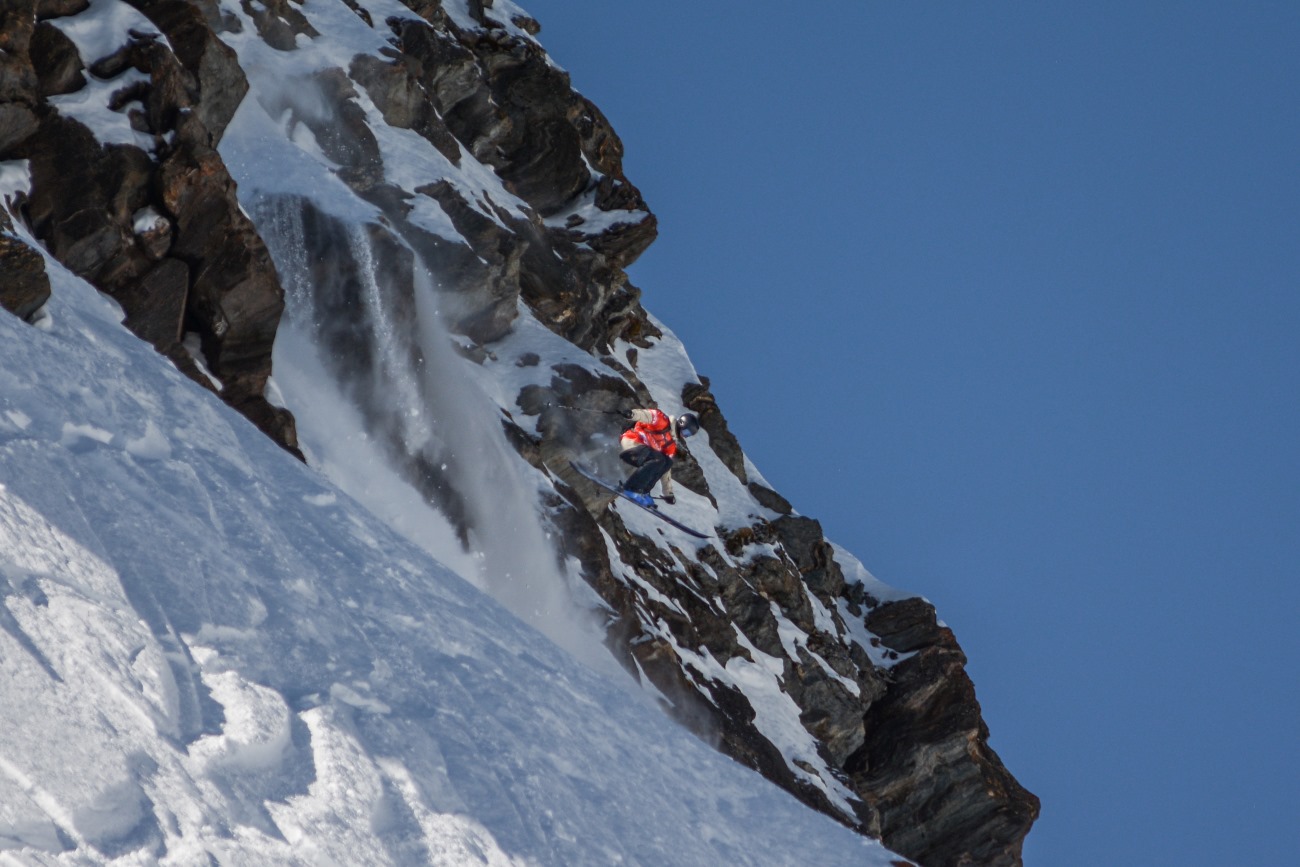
[{"left": 545, "top": 403, "right": 626, "bottom": 416}]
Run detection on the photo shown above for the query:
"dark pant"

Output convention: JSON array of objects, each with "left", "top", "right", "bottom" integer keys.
[{"left": 620, "top": 445, "right": 672, "bottom": 494}]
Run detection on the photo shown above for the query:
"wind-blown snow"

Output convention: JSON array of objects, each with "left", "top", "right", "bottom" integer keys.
[
  {"left": 0, "top": 237, "right": 899, "bottom": 864},
  {"left": 215, "top": 0, "right": 622, "bottom": 678}
]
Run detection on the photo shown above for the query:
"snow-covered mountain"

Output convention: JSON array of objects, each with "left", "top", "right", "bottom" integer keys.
[{"left": 0, "top": 1, "right": 1037, "bottom": 865}]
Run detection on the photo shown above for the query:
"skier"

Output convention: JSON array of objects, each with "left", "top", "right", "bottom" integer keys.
[{"left": 617, "top": 408, "right": 700, "bottom": 507}]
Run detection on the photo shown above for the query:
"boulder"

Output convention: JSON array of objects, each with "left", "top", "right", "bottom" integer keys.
[
  {"left": 124, "top": 0, "right": 251, "bottom": 141},
  {"left": 29, "top": 21, "right": 84, "bottom": 97},
  {"left": 114, "top": 256, "right": 188, "bottom": 349},
  {"left": 0, "top": 1, "right": 41, "bottom": 156},
  {"left": 0, "top": 224, "right": 51, "bottom": 321}
]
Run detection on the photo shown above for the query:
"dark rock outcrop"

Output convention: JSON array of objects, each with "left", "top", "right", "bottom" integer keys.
[
  {"left": 0, "top": 214, "right": 51, "bottom": 322},
  {"left": 1, "top": 0, "right": 298, "bottom": 455},
  {"left": 851, "top": 599, "right": 1041, "bottom": 867},
  {"left": 0, "top": 5, "right": 53, "bottom": 322},
  {"left": 380, "top": 6, "right": 658, "bottom": 352}
]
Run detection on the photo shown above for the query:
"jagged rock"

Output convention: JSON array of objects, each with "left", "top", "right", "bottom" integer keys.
[
  {"left": 29, "top": 21, "right": 84, "bottom": 96},
  {"left": 113, "top": 256, "right": 188, "bottom": 349},
  {"left": 0, "top": 4, "right": 49, "bottom": 325},
  {"left": 511, "top": 14, "right": 541, "bottom": 37},
  {"left": 237, "top": 0, "right": 317, "bottom": 52},
  {"left": 749, "top": 481, "right": 793, "bottom": 515},
  {"left": 5, "top": 0, "right": 298, "bottom": 457},
  {"left": 160, "top": 111, "right": 284, "bottom": 384},
  {"left": 0, "top": 3, "right": 38, "bottom": 90},
  {"left": 127, "top": 0, "right": 251, "bottom": 140},
  {"left": 412, "top": 179, "right": 524, "bottom": 342},
  {"left": 790, "top": 645, "right": 870, "bottom": 766},
  {"left": 378, "top": 7, "right": 656, "bottom": 352},
  {"left": 0, "top": 103, "right": 40, "bottom": 156},
  {"left": 0, "top": 2, "right": 42, "bottom": 156},
  {"left": 338, "top": 0, "right": 373, "bottom": 28},
  {"left": 395, "top": 0, "right": 449, "bottom": 28},
  {"left": 351, "top": 51, "right": 462, "bottom": 163},
  {"left": 35, "top": 0, "right": 89, "bottom": 18},
  {"left": 22, "top": 115, "right": 148, "bottom": 281},
  {"left": 394, "top": 7, "right": 657, "bottom": 267},
  {"left": 684, "top": 376, "right": 748, "bottom": 484},
  {"left": 476, "top": 51, "right": 589, "bottom": 214},
  {"left": 850, "top": 598, "right": 1042, "bottom": 867},
  {"left": 772, "top": 514, "right": 847, "bottom": 598},
  {"left": 134, "top": 207, "right": 173, "bottom": 260},
  {"left": 389, "top": 14, "right": 507, "bottom": 166},
  {"left": 0, "top": 223, "right": 51, "bottom": 322}
]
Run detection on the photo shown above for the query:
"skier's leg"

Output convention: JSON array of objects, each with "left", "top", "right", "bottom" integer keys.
[
  {"left": 620, "top": 445, "right": 653, "bottom": 469},
  {"left": 624, "top": 450, "right": 671, "bottom": 494}
]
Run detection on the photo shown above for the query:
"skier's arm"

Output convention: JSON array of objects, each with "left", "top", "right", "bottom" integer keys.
[{"left": 625, "top": 408, "right": 659, "bottom": 425}]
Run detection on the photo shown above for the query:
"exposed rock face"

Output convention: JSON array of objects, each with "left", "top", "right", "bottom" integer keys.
[
  {"left": 0, "top": 216, "right": 51, "bottom": 322},
  {"left": 361, "top": 2, "right": 658, "bottom": 352},
  {"left": 0, "top": 8, "right": 51, "bottom": 321},
  {"left": 853, "top": 599, "right": 1041, "bottom": 866},
  {"left": 0, "top": 0, "right": 298, "bottom": 454},
  {"left": 0, "top": 1, "right": 1039, "bottom": 865}
]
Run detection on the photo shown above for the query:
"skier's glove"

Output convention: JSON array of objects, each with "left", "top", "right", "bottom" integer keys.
[{"left": 662, "top": 494, "right": 676, "bottom": 505}]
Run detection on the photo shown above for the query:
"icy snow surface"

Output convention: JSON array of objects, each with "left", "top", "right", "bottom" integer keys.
[{"left": 0, "top": 238, "right": 900, "bottom": 864}]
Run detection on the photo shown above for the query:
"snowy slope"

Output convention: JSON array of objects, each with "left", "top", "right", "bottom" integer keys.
[{"left": 0, "top": 213, "right": 900, "bottom": 864}]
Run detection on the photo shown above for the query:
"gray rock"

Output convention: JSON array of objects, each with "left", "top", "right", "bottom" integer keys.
[
  {"left": 126, "top": 0, "right": 251, "bottom": 141},
  {"left": 0, "top": 224, "right": 51, "bottom": 322},
  {"left": 35, "top": 0, "right": 89, "bottom": 18},
  {"left": 30, "top": 21, "right": 84, "bottom": 97},
  {"left": 114, "top": 256, "right": 188, "bottom": 350},
  {"left": 849, "top": 598, "right": 1042, "bottom": 867}
]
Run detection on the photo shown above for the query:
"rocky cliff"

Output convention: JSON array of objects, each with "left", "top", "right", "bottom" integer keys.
[{"left": 0, "top": 1, "right": 1038, "bottom": 864}]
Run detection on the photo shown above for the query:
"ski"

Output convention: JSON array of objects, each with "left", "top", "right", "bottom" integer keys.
[{"left": 568, "top": 462, "right": 710, "bottom": 540}]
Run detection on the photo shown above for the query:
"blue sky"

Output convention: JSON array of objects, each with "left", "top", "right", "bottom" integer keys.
[{"left": 521, "top": 2, "right": 1300, "bottom": 864}]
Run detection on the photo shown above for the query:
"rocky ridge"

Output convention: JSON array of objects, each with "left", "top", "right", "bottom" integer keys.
[{"left": 0, "top": 1, "right": 1039, "bottom": 865}]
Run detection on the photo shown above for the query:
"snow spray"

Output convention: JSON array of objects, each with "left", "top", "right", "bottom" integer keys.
[{"left": 252, "top": 196, "right": 626, "bottom": 682}]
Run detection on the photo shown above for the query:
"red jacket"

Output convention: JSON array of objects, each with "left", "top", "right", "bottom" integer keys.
[{"left": 621, "top": 408, "right": 677, "bottom": 457}]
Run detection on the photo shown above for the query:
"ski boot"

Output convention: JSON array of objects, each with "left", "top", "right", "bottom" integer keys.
[{"left": 618, "top": 485, "right": 655, "bottom": 508}]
